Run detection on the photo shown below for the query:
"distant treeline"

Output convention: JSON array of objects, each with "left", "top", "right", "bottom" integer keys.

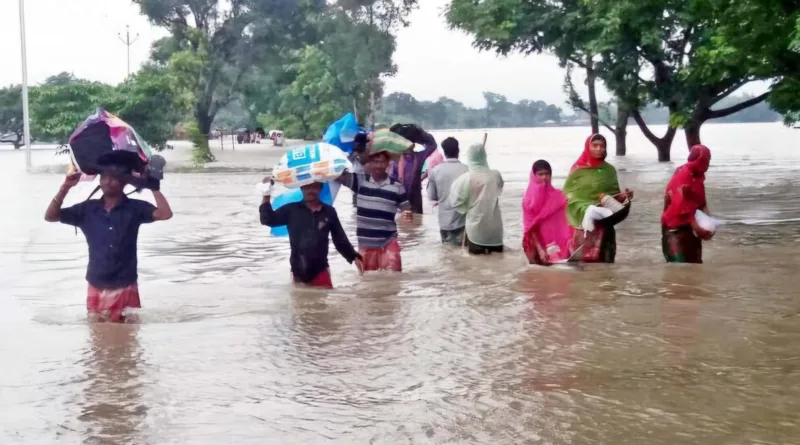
[{"left": 374, "top": 91, "right": 782, "bottom": 130}]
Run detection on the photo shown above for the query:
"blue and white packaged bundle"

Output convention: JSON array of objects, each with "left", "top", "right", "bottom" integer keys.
[
  {"left": 272, "top": 142, "right": 352, "bottom": 189},
  {"left": 268, "top": 143, "right": 351, "bottom": 237}
]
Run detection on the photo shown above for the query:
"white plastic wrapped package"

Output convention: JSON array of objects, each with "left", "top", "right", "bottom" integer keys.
[
  {"left": 695, "top": 209, "right": 723, "bottom": 233},
  {"left": 272, "top": 143, "right": 352, "bottom": 189}
]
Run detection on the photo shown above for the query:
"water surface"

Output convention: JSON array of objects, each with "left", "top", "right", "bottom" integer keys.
[{"left": 2, "top": 123, "right": 799, "bottom": 444}]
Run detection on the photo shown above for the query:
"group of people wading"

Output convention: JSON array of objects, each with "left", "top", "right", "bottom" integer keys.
[{"left": 45, "top": 125, "right": 715, "bottom": 323}]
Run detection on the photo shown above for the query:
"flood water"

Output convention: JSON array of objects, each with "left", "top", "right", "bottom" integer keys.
[{"left": 2, "top": 123, "right": 800, "bottom": 444}]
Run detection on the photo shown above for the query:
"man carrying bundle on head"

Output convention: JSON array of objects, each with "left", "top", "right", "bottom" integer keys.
[
  {"left": 258, "top": 178, "right": 364, "bottom": 289},
  {"left": 338, "top": 129, "right": 413, "bottom": 272},
  {"left": 388, "top": 124, "right": 437, "bottom": 215},
  {"left": 44, "top": 151, "right": 173, "bottom": 323}
]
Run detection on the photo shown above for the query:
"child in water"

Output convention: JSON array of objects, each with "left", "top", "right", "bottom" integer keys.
[{"left": 259, "top": 178, "right": 363, "bottom": 288}]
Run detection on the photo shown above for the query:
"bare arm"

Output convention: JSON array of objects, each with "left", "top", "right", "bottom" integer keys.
[
  {"left": 152, "top": 191, "right": 173, "bottom": 221},
  {"left": 417, "top": 131, "right": 437, "bottom": 160},
  {"left": 45, "top": 172, "right": 81, "bottom": 222}
]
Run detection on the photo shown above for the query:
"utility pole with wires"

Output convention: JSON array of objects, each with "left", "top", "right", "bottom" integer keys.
[{"left": 117, "top": 25, "right": 140, "bottom": 78}]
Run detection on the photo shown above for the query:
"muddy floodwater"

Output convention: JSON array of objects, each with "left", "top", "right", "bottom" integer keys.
[{"left": 2, "top": 123, "right": 799, "bottom": 444}]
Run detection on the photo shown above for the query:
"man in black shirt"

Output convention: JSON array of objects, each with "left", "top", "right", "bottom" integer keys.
[
  {"left": 259, "top": 178, "right": 363, "bottom": 288},
  {"left": 44, "top": 151, "right": 173, "bottom": 322}
]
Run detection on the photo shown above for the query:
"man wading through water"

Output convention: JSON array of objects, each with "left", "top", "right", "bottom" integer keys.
[
  {"left": 259, "top": 178, "right": 364, "bottom": 288},
  {"left": 44, "top": 151, "right": 173, "bottom": 322},
  {"left": 339, "top": 150, "right": 412, "bottom": 272}
]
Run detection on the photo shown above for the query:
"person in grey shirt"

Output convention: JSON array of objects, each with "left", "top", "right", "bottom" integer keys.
[{"left": 427, "top": 137, "right": 470, "bottom": 245}]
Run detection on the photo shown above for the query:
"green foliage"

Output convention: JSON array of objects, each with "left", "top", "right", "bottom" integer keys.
[
  {"left": 0, "top": 85, "right": 24, "bottom": 148},
  {"left": 134, "top": 0, "right": 324, "bottom": 138},
  {"left": 257, "top": 46, "right": 342, "bottom": 139},
  {"left": 1, "top": 69, "right": 189, "bottom": 154},
  {"left": 111, "top": 64, "right": 193, "bottom": 151},
  {"left": 768, "top": 77, "right": 800, "bottom": 126},
  {"left": 186, "top": 121, "right": 215, "bottom": 165},
  {"left": 29, "top": 75, "right": 114, "bottom": 148}
]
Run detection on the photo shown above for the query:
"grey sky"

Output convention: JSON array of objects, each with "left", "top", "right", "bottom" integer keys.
[{"left": 1, "top": 0, "right": 764, "bottom": 110}]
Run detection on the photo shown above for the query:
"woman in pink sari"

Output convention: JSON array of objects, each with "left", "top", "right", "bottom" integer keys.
[{"left": 522, "top": 160, "right": 572, "bottom": 265}]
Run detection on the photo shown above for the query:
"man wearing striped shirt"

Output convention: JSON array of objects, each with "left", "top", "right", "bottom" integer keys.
[{"left": 339, "top": 151, "right": 411, "bottom": 272}]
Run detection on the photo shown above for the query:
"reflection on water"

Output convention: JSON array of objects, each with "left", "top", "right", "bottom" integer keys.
[
  {"left": 2, "top": 123, "right": 800, "bottom": 444},
  {"left": 79, "top": 324, "right": 145, "bottom": 444}
]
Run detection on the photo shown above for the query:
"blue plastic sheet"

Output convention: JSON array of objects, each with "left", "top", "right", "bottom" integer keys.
[{"left": 322, "top": 113, "right": 360, "bottom": 154}]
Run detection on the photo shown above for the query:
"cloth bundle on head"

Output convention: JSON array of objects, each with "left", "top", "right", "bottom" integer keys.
[
  {"left": 369, "top": 129, "right": 413, "bottom": 157},
  {"left": 96, "top": 150, "right": 147, "bottom": 178}
]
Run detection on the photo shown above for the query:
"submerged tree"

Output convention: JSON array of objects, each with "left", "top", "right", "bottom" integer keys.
[{"left": 588, "top": 0, "right": 800, "bottom": 160}]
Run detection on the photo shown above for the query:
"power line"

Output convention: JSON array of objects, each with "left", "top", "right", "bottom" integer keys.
[{"left": 117, "top": 25, "right": 140, "bottom": 78}]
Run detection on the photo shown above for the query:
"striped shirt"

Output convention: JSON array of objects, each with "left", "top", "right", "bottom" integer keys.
[{"left": 341, "top": 172, "right": 409, "bottom": 248}]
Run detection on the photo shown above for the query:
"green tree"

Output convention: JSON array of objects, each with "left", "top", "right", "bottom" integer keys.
[
  {"left": 111, "top": 64, "right": 193, "bottom": 151},
  {"left": 29, "top": 76, "right": 115, "bottom": 149},
  {"left": 258, "top": 46, "right": 342, "bottom": 139},
  {"left": 0, "top": 85, "right": 25, "bottom": 149},
  {"left": 588, "top": 0, "right": 800, "bottom": 160},
  {"left": 335, "top": 1, "right": 418, "bottom": 123},
  {"left": 446, "top": 0, "right": 609, "bottom": 133},
  {"left": 133, "top": 0, "right": 322, "bottom": 161}
]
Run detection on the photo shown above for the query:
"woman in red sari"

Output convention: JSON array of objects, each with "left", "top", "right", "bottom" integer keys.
[{"left": 662, "top": 144, "right": 714, "bottom": 263}]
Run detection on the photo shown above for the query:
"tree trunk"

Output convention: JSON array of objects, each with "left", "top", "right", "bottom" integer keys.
[
  {"left": 684, "top": 121, "right": 702, "bottom": 147},
  {"left": 585, "top": 57, "right": 599, "bottom": 134},
  {"left": 632, "top": 108, "right": 677, "bottom": 162},
  {"left": 614, "top": 106, "right": 630, "bottom": 156},
  {"left": 196, "top": 111, "right": 213, "bottom": 138}
]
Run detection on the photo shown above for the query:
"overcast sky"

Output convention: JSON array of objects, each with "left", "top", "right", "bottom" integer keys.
[{"left": 0, "top": 0, "right": 763, "bottom": 109}]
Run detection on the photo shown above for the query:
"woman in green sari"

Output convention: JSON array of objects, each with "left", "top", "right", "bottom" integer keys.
[{"left": 562, "top": 134, "right": 633, "bottom": 263}]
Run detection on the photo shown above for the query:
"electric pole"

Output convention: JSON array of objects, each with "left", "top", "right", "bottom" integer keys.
[{"left": 117, "top": 25, "right": 140, "bottom": 78}]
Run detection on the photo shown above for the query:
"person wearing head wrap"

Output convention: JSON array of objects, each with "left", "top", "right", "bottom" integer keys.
[
  {"left": 522, "top": 160, "right": 572, "bottom": 265},
  {"left": 44, "top": 151, "right": 173, "bottom": 322},
  {"left": 449, "top": 143, "right": 504, "bottom": 254},
  {"left": 662, "top": 144, "right": 714, "bottom": 263},
  {"left": 562, "top": 134, "right": 633, "bottom": 263}
]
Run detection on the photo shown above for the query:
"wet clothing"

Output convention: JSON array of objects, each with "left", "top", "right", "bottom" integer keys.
[
  {"left": 562, "top": 134, "right": 621, "bottom": 228},
  {"left": 259, "top": 201, "right": 359, "bottom": 284},
  {"left": 440, "top": 227, "right": 465, "bottom": 246},
  {"left": 450, "top": 144, "right": 504, "bottom": 249},
  {"left": 562, "top": 134, "right": 622, "bottom": 263},
  {"left": 87, "top": 283, "right": 141, "bottom": 323},
  {"left": 466, "top": 236, "right": 504, "bottom": 255},
  {"left": 292, "top": 268, "right": 334, "bottom": 288},
  {"left": 340, "top": 172, "right": 409, "bottom": 249},
  {"left": 59, "top": 196, "right": 155, "bottom": 289},
  {"left": 390, "top": 131, "right": 437, "bottom": 214},
  {"left": 427, "top": 159, "right": 469, "bottom": 232},
  {"left": 662, "top": 145, "right": 711, "bottom": 264},
  {"left": 662, "top": 226, "right": 703, "bottom": 264},
  {"left": 359, "top": 238, "right": 402, "bottom": 272},
  {"left": 522, "top": 166, "right": 571, "bottom": 265},
  {"left": 662, "top": 145, "right": 710, "bottom": 229}
]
